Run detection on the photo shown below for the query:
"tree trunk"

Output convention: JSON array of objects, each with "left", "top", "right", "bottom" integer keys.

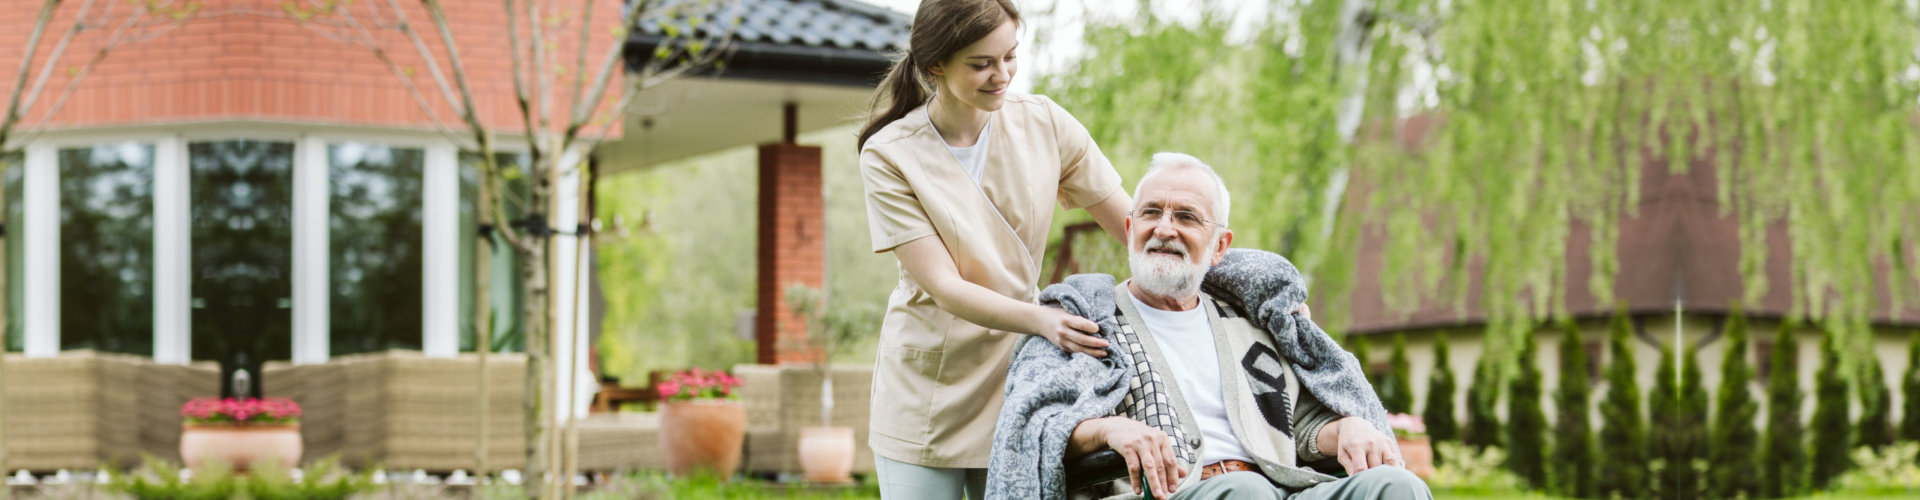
[
  {"left": 520, "top": 172, "right": 552, "bottom": 497},
  {"left": 474, "top": 161, "right": 494, "bottom": 481}
]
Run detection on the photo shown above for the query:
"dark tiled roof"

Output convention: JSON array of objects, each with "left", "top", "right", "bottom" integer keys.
[{"left": 635, "top": 0, "right": 909, "bottom": 54}]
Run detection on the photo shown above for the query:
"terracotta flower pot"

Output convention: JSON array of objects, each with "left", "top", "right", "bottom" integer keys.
[
  {"left": 659, "top": 400, "right": 746, "bottom": 479},
  {"left": 798, "top": 426, "right": 855, "bottom": 483},
  {"left": 180, "top": 423, "right": 302, "bottom": 471},
  {"left": 1396, "top": 436, "right": 1435, "bottom": 479}
]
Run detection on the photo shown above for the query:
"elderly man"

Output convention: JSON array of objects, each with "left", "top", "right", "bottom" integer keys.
[{"left": 988, "top": 153, "right": 1430, "bottom": 500}]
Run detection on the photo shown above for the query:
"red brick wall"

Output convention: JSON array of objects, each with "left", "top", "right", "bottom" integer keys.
[
  {"left": 0, "top": 0, "right": 621, "bottom": 135},
  {"left": 756, "top": 142, "right": 825, "bottom": 365}
]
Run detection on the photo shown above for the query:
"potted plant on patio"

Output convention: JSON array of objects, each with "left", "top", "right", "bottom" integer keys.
[
  {"left": 784, "top": 284, "right": 879, "bottom": 484},
  {"left": 1389, "top": 413, "right": 1435, "bottom": 479},
  {"left": 178, "top": 396, "right": 303, "bottom": 471},
  {"left": 656, "top": 367, "right": 747, "bottom": 479}
]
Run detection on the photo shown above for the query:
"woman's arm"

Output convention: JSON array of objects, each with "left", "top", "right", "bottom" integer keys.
[
  {"left": 893, "top": 236, "right": 1112, "bottom": 357},
  {"left": 1084, "top": 191, "right": 1133, "bottom": 244}
]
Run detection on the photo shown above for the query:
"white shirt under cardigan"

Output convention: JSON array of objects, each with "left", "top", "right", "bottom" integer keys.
[{"left": 1127, "top": 289, "right": 1254, "bottom": 465}]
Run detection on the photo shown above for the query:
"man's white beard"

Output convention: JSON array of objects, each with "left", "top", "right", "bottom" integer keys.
[{"left": 1129, "top": 237, "right": 1214, "bottom": 299}]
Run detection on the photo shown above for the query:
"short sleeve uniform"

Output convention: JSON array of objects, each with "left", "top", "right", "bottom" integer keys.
[{"left": 860, "top": 93, "right": 1124, "bottom": 467}]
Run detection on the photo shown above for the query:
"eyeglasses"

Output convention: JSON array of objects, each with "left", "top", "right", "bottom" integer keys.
[{"left": 1131, "top": 207, "right": 1224, "bottom": 230}]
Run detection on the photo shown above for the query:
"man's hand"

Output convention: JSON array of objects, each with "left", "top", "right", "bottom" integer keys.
[
  {"left": 1095, "top": 417, "right": 1186, "bottom": 499},
  {"left": 1034, "top": 308, "right": 1109, "bottom": 358},
  {"left": 1318, "top": 416, "right": 1402, "bottom": 475}
]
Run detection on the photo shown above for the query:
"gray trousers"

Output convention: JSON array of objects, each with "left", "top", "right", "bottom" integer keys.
[{"left": 1170, "top": 467, "right": 1433, "bottom": 500}]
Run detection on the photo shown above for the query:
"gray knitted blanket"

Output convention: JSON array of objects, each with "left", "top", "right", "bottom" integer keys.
[
  {"left": 986, "top": 274, "right": 1134, "bottom": 500},
  {"left": 986, "top": 249, "right": 1393, "bottom": 500}
]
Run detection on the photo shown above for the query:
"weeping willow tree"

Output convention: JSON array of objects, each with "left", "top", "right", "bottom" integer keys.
[
  {"left": 1352, "top": 0, "right": 1920, "bottom": 375},
  {"left": 1039, "top": 0, "right": 1920, "bottom": 406}
]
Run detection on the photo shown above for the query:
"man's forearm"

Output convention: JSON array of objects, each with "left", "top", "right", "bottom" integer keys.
[
  {"left": 1067, "top": 417, "right": 1114, "bottom": 458},
  {"left": 1315, "top": 417, "right": 1343, "bottom": 456}
]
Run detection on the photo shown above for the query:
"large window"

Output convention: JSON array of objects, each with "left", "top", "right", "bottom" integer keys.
[
  {"left": 3, "top": 151, "right": 21, "bottom": 352},
  {"left": 59, "top": 143, "right": 155, "bottom": 355},
  {"left": 459, "top": 152, "right": 530, "bottom": 353},
  {"left": 189, "top": 140, "right": 295, "bottom": 365},
  {"left": 330, "top": 143, "right": 426, "bottom": 355}
]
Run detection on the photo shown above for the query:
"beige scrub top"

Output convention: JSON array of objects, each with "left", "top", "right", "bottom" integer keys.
[{"left": 860, "top": 93, "right": 1124, "bottom": 468}]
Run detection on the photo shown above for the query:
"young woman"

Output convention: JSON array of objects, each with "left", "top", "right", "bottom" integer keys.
[{"left": 857, "top": 1, "right": 1132, "bottom": 497}]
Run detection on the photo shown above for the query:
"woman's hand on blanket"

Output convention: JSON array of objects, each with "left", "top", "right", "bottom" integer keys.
[
  {"left": 1034, "top": 308, "right": 1109, "bottom": 357},
  {"left": 1323, "top": 416, "right": 1403, "bottom": 475},
  {"left": 1293, "top": 303, "right": 1311, "bottom": 322},
  {"left": 1095, "top": 417, "right": 1186, "bottom": 499}
]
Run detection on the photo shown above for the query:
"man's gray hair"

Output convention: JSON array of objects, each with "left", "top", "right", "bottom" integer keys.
[{"left": 1132, "top": 152, "right": 1231, "bottom": 229}]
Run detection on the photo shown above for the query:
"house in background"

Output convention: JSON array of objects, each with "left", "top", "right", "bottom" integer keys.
[
  {"left": 0, "top": 0, "right": 907, "bottom": 474},
  {"left": 1340, "top": 117, "right": 1920, "bottom": 428}
]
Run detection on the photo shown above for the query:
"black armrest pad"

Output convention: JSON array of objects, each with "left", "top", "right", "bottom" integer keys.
[{"left": 1064, "top": 449, "right": 1130, "bottom": 490}]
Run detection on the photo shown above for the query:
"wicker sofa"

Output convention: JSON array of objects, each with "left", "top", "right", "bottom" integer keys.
[{"left": 1, "top": 350, "right": 220, "bottom": 471}]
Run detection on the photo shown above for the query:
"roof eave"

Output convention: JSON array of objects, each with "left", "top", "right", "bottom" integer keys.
[{"left": 624, "top": 36, "right": 893, "bottom": 88}]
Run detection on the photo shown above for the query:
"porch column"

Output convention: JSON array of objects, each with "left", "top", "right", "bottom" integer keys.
[
  {"left": 153, "top": 136, "right": 191, "bottom": 364},
  {"left": 421, "top": 143, "right": 459, "bottom": 358},
  {"left": 22, "top": 143, "right": 57, "bottom": 358},
  {"left": 291, "top": 136, "right": 330, "bottom": 365},
  {"left": 754, "top": 104, "right": 824, "bottom": 364}
]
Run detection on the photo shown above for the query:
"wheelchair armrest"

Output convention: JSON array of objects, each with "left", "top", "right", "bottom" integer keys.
[{"left": 1064, "top": 449, "right": 1130, "bottom": 491}]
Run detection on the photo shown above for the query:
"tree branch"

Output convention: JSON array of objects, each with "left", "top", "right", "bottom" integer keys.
[
  {"left": 19, "top": 0, "right": 103, "bottom": 125},
  {"left": 529, "top": 0, "right": 550, "bottom": 136},
  {"left": 0, "top": 0, "right": 64, "bottom": 147},
  {"left": 571, "top": 0, "right": 594, "bottom": 103},
  {"left": 504, "top": 0, "right": 541, "bottom": 161},
  {"left": 382, "top": 0, "right": 465, "bottom": 118}
]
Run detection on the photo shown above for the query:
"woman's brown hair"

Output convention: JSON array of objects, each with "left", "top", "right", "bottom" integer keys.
[{"left": 858, "top": 0, "right": 1020, "bottom": 149}]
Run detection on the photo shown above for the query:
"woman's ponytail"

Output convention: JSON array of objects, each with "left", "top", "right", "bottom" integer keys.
[{"left": 859, "top": 54, "right": 929, "bottom": 150}]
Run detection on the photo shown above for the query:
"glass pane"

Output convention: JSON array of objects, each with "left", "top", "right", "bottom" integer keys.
[
  {"left": 330, "top": 143, "right": 425, "bottom": 355},
  {"left": 60, "top": 143, "right": 155, "bottom": 355},
  {"left": 3, "top": 151, "right": 22, "bottom": 352},
  {"left": 190, "top": 140, "right": 294, "bottom": 365},
  {"left": 458, "top": 151, "right": 530, "bottom": 353}
]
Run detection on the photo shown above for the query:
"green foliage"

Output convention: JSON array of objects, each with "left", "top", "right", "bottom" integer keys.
[
  {"left": 1037, "top": 5, "right": 1360, "bottom": 335},
  {"left": 595, "top": 126, "right": 894, "bottom": 381},
  {"left": 1597, "top": 310, "right": 1646, "bottom": 500},
  {"left": 109, "top": 455, "right": 372, "bottom": 500},
  {"left": 1423, "top": 333, "right": 1459, "bottom": 466},
  {"left": 1465, "top": 359, "right": 1503, "bottom": 450},
  {"left": 1425, "top": 442, "right": 1528, "bottom": 496},
  {"left": 1677, "top": 345, "right": 1711, "bottom": 499},
  {"left": 1549, "top": 323, "right": 1593, "bottom": 498},
  {"left": 1709, "top": 309, "right": 1761, "bottom": 499},
  {"left": 1381, "top": 334, "right": 1414, "bottom": 414},
  {"left": 1858, "top": 355, "right": 1895, "bottom": 451},
  {"left": 1811, "top": 328, "right": 1853, "bottom": 490},
  {"left": 1829, "top": 442, "right": 1920, "bottom": 497},
  {"left": 1904, "top": 334, "right": 1920, "bottom": 443},
  {"left": 1764, "top": 320, "right": 1810, "bottom": 498},
  {"left": 1352, "top": 337, "right": 1374, "bottom": 384},
  {"left": 1650, "top": 344, "right": 1707, "bottom": 499},
  {"left": 1504, "top": 330, "right": 1547, "bottom": 489},
  {"left": 596, "top": 470, "right": 882, "bottom": 500}
]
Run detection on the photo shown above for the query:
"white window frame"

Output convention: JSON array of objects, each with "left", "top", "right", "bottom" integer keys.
[{"left": 20, "top": 122, "right": 483, "bottom": 365}]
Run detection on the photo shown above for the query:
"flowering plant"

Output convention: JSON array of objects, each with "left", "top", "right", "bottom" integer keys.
[
  {"left": 180, "top": 397, "right": 302, "bottom": 425},
  {"left": 654, "top": 367, "right": 742, "bottom": 402},
  {"left": 1388, "top": 413, "right": 1427, "bottom": 439}
]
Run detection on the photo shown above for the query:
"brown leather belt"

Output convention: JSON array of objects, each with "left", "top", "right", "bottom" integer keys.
[{"left": 1199, "top": 459, "right": 1258, "bottom": 480}]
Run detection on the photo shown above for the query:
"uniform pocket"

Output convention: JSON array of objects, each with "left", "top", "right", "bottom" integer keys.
[{"left": 869, "top": 344, "right": 943, "bottom": 446}]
